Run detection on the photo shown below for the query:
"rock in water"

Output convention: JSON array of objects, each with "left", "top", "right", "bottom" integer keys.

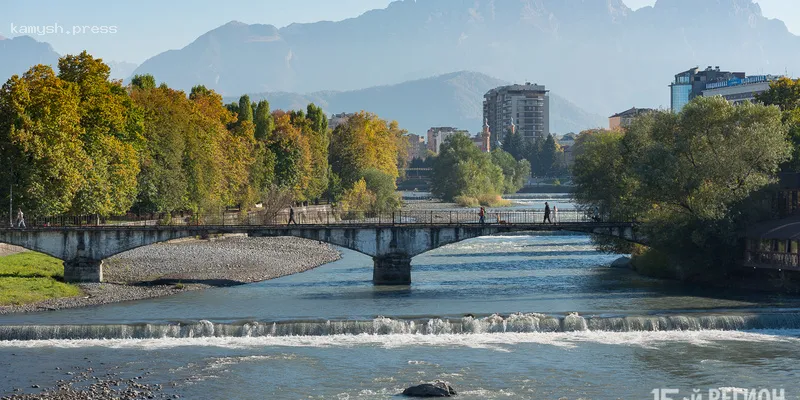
[
  {"left": 402, "top": 381, "right": 457, "bottom": 397},
  {"left": 610, "top": 256, "right": 632, "bottom": 269}
]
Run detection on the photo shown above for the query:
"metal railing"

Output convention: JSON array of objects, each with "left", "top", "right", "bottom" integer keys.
[
  {"left": 0, "top": 209, "right": 617, "bottom": 229},
  {"left": 744, "top": 250, "right": 800, "bottom": 271}
]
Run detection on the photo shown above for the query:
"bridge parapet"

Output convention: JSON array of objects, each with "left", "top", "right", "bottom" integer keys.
[{"left": 0, "top": 211, "right": 641, "bottom": 285}]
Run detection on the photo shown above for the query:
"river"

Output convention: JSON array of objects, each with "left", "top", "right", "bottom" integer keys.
[{"left": 1, "top": 197, "right": 800, "bottom": 399}]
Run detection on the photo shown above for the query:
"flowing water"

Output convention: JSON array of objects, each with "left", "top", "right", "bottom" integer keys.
[{"left": 2, "top": 198, "right": 800, "bottom": 399}]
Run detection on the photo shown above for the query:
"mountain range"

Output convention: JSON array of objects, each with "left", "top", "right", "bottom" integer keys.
[
  {"left": 0, "top": 36, "right": 137, "bottom": 81},
  {"left": 2, "top": 0, "right": 798, "bottom": 129},
  {"left": 231, "top": 71, "right": 606, "bottom": 134},
  {"left": 0, "top": 36, "right": 59, "bottom": 82},
  {"left": 130, "top": 0, "right": 799, "bottom": 115}
]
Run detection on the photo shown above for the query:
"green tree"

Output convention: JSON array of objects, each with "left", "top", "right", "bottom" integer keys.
[
  {"left": 574, "top": 96, "right": 791, "bottom": 275},
  {"left": 360, "top": 168, "right": 401, "bottom": 212},
  {"left": 339, "top": 178, "right": 375, "bottom": 217},
  {"left": 270, "top": 111, "right": 312, "bottom": 198},
  {"left": 130, "top": 74, "right": 156, "bottom": 90},
  {"left": 254, "top": 100, "right": 274, "bottom": 140},
  {"left": 238, "top": 94, "right": 253, "bottom": 123},
  {"left": 329, "top": 111, "right": 403, "bottom": 188},
  {"left": 130, "top": 84, "right": 189, "bottom": 213},
  {"left": 58, "top": 51, "right": 142, "bottom": 216},
  {"left": 524, "top": 137, "right": 543, "bottom": 176},
  {"left": 189, "top": 85, "right": 212, "bottom": 101},
  {"left": 431, "top": 133, "right": 504, "bottom": 201},
  {"left": 491, "top": 149, "right": 531, "bottom": 194},
  {"left": 303, "top": 103, "right": 330, "bottom": 201},
  {"left": 0, "top": 65, "right": 88, "bottom": 216},
  {"left": 756, "top": 77, "right": 800, "bottom": 111},
  {"left": 757, "top": 77, "right": 800, "bottom": 172},
  {"left": 502, "top": 129, "right": 525, "bottom": 161},
  {"left": 540, "top": 134, "right": 560, "bottom": 177}
]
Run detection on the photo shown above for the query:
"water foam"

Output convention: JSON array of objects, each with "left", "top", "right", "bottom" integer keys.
[
  {"left": 0, "top": 329, "right": 797, "bottom": 350},
  {"left": 2, "top": 312, "right": 800, "bottom": 343}
]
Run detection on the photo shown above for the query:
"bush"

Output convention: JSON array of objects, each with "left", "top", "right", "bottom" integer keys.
[
  {"left": 477, "top": 194, "right": 512, "bottom": 207},
  {"left": 631, "top": 248, "right": 678, "bottom": 279},
  {"left": 339, "top": 179, "right": 375, "bottom": 219},
  {"left": 455, "top": 194, "right": 512, "bottom": 208},
  {"left": 454, "top": 195, "right": 479, "bottom": 207},
  {"left": 360, "top": 168, "right": 401, "bottom": 212}
]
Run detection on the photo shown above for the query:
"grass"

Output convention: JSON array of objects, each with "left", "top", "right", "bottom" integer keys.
[{"left": 0, "top": 252, "right": 83, "bottom": 306}]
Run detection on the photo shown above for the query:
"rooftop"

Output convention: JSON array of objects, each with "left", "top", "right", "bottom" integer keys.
[{"left": 609, "top": 107, "right": 655, "bottom": 118}]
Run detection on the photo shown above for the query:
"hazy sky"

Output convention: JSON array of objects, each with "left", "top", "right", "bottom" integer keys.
[{"left": 0, "top": 0, "right": 797, "bottom": 64}]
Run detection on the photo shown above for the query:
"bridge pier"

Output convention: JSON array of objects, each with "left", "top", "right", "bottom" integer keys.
[
  {"left": 373, "top": 253, "right": 412, "bottom": 285},
  {"left": 64, "top": 258, "right": 104, "bottom": 283}
]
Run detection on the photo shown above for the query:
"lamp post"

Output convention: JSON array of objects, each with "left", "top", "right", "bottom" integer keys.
[{"left": 8, "top": 161, "right": 11, "bottom": 228}]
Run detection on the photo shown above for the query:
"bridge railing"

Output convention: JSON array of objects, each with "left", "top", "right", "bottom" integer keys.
[
  {"left": 744, "top": 250, "right": 800, "bottom": 271},
  {"left": 8, "top": 209, "right": 607, "bottom": 229}
]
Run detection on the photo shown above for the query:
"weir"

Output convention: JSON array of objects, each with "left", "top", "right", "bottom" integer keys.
[
  {"left": 2, "top": 312, "right": 799, "bottom": 341},
  {"left": 0, "top": 214, "right": 642, "bottom": 285}
]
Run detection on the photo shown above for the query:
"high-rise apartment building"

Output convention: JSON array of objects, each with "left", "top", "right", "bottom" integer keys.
[{"left": 483, "top": 83, "right": 550, "bottom": 143}]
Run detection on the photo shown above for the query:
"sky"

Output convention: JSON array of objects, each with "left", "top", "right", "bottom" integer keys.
[{"left": 0, "top": 0, "right": 797, "bottom": 64}]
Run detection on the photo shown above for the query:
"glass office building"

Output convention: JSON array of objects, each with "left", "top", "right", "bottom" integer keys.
[
  {"left": 671, "top": 83, "right": 692, "bottom": 113},
  {"left": 670, "top": 67, "right": 744, "bottom": 113}
]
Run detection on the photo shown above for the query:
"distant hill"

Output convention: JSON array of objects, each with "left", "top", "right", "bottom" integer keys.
[
  {"left": 108, "top": 61, "right": 138, "bottom": 80},
  {"left": 234, "top": 71, "right": 605, "bottom": 135},
  {"left": 0, "top": 36, "right": 59, "bottom": 80},
  {"left": 133, "top": 0, "right": 800, "bottom": 115},
  {"left": 0, "top": 36, "right": 137, "bottom": 83}
]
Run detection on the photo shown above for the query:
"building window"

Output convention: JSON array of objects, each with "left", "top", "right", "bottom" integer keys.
[{"left": 671, "top": 84, "right": 692, "bottom": 113}]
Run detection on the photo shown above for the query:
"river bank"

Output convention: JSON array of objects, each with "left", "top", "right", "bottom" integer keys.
[{"left": 0, "top": 236, "right": 340, "bottom": 315}]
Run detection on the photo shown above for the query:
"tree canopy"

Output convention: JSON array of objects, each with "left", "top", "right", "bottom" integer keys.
[
  {"left": 0, "top": 52, "right": 411, "bottom": 218},
  {"left": 431, "top": 133, "right": 528, "bottom": 203},
  {"left": 573, "top": 96, "right": 791, "bottom": 274}
]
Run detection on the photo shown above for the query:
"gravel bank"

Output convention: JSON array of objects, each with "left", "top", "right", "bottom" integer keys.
[
  {"left": 0, "top": 236, "right": 340, "bottom": 314},
  {"left": 1, "top": 366, "right": 175, "bottom": 400},
  {"left": 401, "top": 200, "right": 461, "bottom": 210}
]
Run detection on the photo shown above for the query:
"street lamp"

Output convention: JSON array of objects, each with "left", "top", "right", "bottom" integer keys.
[{"left": 8, "top": 161, "right": 12, "bottom": 228}]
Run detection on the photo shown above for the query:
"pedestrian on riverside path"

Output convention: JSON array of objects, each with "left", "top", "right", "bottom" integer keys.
[
  {"left": 288, "top": 206, "right": 298, "bottom": 226},
  {"left": 553, "top": 205, "right": 558, "bottom": 224},
  {"left": 15, "top": 208, "right": 25, "bottom": 228},
  {"left": 543, "top": 202, "right": 552, "bottom": 224},
  {"left": 479, "top": 206, "right": 486, "bottom": 224}
]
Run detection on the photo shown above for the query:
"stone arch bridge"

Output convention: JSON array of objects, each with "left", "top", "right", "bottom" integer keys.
[{"left": 0, "top": 214, "right": 643, "bottom": 285}]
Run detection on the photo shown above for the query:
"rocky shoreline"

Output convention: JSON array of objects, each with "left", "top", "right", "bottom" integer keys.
[
  {"left": 1, "top": 366, "right": 176, "bottom": 400},
  {"left": 0, "top": 236, "right": 341, "bottom": 315}
]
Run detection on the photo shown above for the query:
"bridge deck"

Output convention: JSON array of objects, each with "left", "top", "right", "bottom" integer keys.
[{"left": 3, "top": 210, "right": 627, "bottom": 231}]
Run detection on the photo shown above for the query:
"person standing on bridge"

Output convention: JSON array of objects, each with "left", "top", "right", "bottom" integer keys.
[
  {"left": 479, "top": 206, "right": 486, "bottom": 224},
  {"left": 15, "top": 208, "right": 25, "bottom": 228},
  {"left": 553, "top": 205, "right": 558, "bottom": 224},
  {"left": 543, "top": 202, "right": 552, "bottom": 224},
  {"left": 288, "top": 206, "right": 298, "bottom": 226}
]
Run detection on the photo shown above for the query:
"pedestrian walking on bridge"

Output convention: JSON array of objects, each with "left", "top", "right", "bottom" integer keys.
[
  {"left": 479, "top": 206, "right": 486, "bottom": 224},
  {"left": 15, "top": 208, "right": 25, "bottom": 228},
  {"left": 543, "top": 202, "right": 552, "bottom": 224},
  {"left": 288, "top": 206, "right": 297, "bottom": 226}
]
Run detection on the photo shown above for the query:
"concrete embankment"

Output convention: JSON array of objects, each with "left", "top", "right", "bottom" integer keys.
[{"left": 0, "top": 236, "right": 341, "bottom": 314}]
